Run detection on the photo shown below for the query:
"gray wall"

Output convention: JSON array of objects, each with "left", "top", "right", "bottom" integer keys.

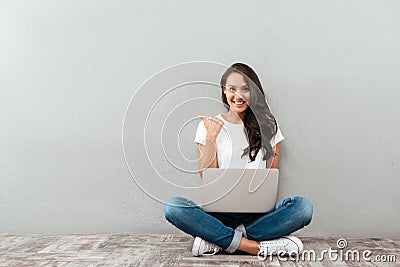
[{"left": 1, "top": 0, "right": 399, "bottom": 238}]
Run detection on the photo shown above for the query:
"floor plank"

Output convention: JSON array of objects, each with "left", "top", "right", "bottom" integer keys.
[{"left": 0, "top": 234, "right": 398, "bottom": 266}]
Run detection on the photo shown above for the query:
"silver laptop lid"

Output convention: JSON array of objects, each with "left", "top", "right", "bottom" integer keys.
[{"left": 201, "top": 168, "right": 279, "bottom": 213}]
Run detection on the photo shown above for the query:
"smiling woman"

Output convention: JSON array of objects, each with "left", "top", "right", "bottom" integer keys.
[
  {"left": 220, "top": 63, "right": 279, "bottom": 163},
  {"left": 164, "top": 62, "right": 313, "bottom": 257}
]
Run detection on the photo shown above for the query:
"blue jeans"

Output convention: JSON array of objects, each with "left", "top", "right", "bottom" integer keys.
[{"left": 164, "top": 196, "right": 313, "bottom": 254}]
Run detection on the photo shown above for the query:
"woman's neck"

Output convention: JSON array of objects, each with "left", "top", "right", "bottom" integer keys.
[{"left": 223, "top": 110, "right": 246, "bottom": 124}]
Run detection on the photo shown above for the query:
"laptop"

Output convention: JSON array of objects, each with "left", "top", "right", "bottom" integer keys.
[{"left": 201, "top": 168, "right": 279, "bottom": 213}]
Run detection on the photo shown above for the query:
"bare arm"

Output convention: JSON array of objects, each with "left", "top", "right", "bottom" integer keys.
[
  {"left": 266, "top": 142, "right": 281, "bottom": 169},
  {"left": 198, "top": 140, "right": 219, "bottom": 178},
  {"left": 198, "top": 116, "right": 223, "bottom": 178}
]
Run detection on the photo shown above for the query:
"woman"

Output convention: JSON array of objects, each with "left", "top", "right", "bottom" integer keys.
[{"left": 164, "top": 63, "right": 313, "bottom": 257}]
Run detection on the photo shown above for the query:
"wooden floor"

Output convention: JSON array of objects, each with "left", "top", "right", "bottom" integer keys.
[{"left": 0, "top": 234, "right": 398, "bottom": 266}]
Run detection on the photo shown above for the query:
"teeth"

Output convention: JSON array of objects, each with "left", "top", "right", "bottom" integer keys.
[{"left": 234, "top": 101, "right": 244, "bottom": 104}]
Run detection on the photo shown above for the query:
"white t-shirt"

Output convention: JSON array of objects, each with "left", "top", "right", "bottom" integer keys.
[{"left": 194, "top": 114, "right": 285, "bottom": 169}]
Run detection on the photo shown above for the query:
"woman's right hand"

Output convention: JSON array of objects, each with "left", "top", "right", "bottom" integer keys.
[{"left": 201, "top": 116, "right": 224, "bottom": 140}]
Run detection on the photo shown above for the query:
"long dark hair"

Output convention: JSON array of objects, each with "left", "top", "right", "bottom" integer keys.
[{"left": 220, "top": 63, "right": 278, "bottom": 162}]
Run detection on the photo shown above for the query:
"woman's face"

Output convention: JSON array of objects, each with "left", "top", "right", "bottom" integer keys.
[{"left": 223, "top": 72, "right": 250, "bottom": 114}]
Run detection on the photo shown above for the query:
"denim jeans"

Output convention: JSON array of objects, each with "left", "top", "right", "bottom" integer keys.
[{"left": 164, "top": 196, "right": 313, "bottom": 254}]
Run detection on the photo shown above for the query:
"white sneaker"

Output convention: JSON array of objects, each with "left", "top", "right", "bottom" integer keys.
[
  {"left": 192, "top": 237, "right": 222, "bottom": 256},
  {"left": 258, "top": 236, "right": 303, "bottom": 256}
]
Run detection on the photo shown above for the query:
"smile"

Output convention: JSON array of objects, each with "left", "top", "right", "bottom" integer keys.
[{"left": 233, "top": 101, "right": 245, "bottom": 105}]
